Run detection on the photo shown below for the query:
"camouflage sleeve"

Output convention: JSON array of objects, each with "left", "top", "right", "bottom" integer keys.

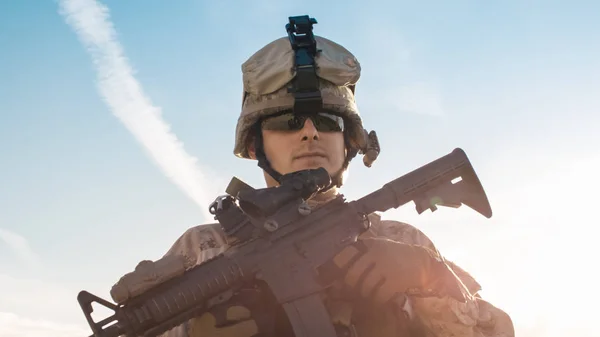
[
  {"left": 164, "top": 223, "right": 229, "bottom": 266},
  {"left": 369, "top": 219, "right": 515, "bottom": 337},
  {"left": 156, "top": 223, "right": 231, "bottom": 337},
  {"left": 368, "top": 219, "right": 482, "bottom": 294}
]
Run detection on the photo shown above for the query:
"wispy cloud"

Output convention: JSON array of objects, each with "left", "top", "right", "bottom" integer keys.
[
  {"left": 0, "top": 229, "right": 39, "bottom": 268},
  {"left": 0, "top": 312, "right": 88, "bottom": 337},
  {"left": 0, "top": 273, "right": 98, "bottom": 337},
  {"left": 57, "top": 0, "right": 224, "bottom": 223}
]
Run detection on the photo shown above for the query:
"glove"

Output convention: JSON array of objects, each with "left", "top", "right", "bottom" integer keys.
[
  {"left": 188, "top": 306, "right": 259, "bottom": 337},
  {"left": 322, "top": 237, "right": 468, "bottom": 305}
]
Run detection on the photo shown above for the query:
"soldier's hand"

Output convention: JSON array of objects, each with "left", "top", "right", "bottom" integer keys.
[
  {"left": 188, "top": 305, "right": 259, "bottom": 337},
  {"left": 325, "top": 237, "right": 468, "bottom": 305}
]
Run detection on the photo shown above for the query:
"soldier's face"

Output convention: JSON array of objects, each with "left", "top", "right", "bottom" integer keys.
[{"left": 256, "top": 112, "right": 346, "bottom": 182}]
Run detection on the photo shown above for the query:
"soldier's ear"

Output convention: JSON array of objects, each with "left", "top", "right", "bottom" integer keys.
[{"left": 247, "top": 140, "right": 257, "bottom": 160}]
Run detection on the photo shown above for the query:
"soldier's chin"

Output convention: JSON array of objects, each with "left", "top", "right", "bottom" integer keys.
[{"left": 294, "top": 157, "right": 328, "bottom": 171}]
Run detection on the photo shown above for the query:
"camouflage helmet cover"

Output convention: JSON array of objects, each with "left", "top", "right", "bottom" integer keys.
[{"left": 233, "top": 35, "right": 369, "bottom": 159}]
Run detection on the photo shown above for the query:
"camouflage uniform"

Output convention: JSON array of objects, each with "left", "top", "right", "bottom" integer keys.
[{"left": 156, "top": 203, "right": 514, "bottom": 337}]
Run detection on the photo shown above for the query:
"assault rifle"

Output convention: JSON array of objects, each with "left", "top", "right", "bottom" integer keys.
[{"left": 77, "top": 148, "right": 492, "bottom": 337}]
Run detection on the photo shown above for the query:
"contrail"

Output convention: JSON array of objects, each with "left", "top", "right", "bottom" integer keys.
[{"left": 58, "top": 0, "right": 219, "bottom": 222}]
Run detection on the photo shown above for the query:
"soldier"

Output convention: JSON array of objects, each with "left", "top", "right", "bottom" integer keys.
[{"left": 116, "top": 16, "right": 515, "bottom": 337}]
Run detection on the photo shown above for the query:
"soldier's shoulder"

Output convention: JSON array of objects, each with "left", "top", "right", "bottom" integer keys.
[
  {"left": 177, "top": 222, "right": 225, "bottom": 244},
  {"left": 368, "top": 214, "right": 436, "bottom": 250},
  {"left": 164, "top": 223, "right": 228, "bottom": 265},
  {"left": 371, "top": 216, "right": 483, "bottom": 294}
]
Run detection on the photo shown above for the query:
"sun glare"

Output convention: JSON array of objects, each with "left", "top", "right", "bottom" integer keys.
[{"left": 463, "top": 154, "right": 600, "bottom": 336}]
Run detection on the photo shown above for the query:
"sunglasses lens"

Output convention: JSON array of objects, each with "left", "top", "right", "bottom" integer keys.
[
  {"left": 260, "top": 113, "right": 298, "bottom": 130},
  {"left": 314, "top": 112, "right": 344, "bottom": 132},
  {"left": 261, "top": 112, "right": 344, "bottom": 132}
]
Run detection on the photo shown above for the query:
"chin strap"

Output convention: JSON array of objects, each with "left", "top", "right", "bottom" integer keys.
[{"left": 253, "top": 124, "right": 283, "bottom": 184}]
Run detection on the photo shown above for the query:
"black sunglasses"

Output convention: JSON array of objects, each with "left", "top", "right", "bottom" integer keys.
[{"left": 260, "top": 111, "right": 345, "bottom": 133}]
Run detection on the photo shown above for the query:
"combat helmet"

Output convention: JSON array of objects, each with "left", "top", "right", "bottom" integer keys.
[{"left": 233, "top": 15, "right": 380, "bottom": 188}]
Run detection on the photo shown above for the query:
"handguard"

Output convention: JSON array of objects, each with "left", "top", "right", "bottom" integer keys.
[{"left": 76, "top": 148, "right": 492, "bottom": 337}]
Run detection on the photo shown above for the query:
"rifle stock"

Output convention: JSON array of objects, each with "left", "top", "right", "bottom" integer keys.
[
  {"left": 355, "top": 147, "right": 492, "bottom": 218},
  {"left": 77, "top": 148, "right": 492, "bottom": 337}
]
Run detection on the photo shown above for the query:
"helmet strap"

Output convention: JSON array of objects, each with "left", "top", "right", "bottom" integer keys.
[
  {"left": 330, "top": 133, "right": 358, "bottom": 188},
  {"left": 253, "top": 124, "right": 283, "bottom": 184}
]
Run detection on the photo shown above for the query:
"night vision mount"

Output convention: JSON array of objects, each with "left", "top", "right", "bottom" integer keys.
[{"left": 286, "top": 15, "right": 322, "bottom": 114}]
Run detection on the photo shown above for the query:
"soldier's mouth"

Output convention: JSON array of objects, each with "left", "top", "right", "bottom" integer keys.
[{"left": 294, "top": 152, "right": 327, "bottom": 160}]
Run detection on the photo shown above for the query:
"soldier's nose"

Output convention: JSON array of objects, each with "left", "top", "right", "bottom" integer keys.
[{"left": 300, "top": 118, "right": 319, "bottom": 140}]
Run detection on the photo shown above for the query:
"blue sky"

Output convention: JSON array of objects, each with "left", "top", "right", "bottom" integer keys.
[{"left": 1, "top": 1, "right": 599, "bottom": 336}]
